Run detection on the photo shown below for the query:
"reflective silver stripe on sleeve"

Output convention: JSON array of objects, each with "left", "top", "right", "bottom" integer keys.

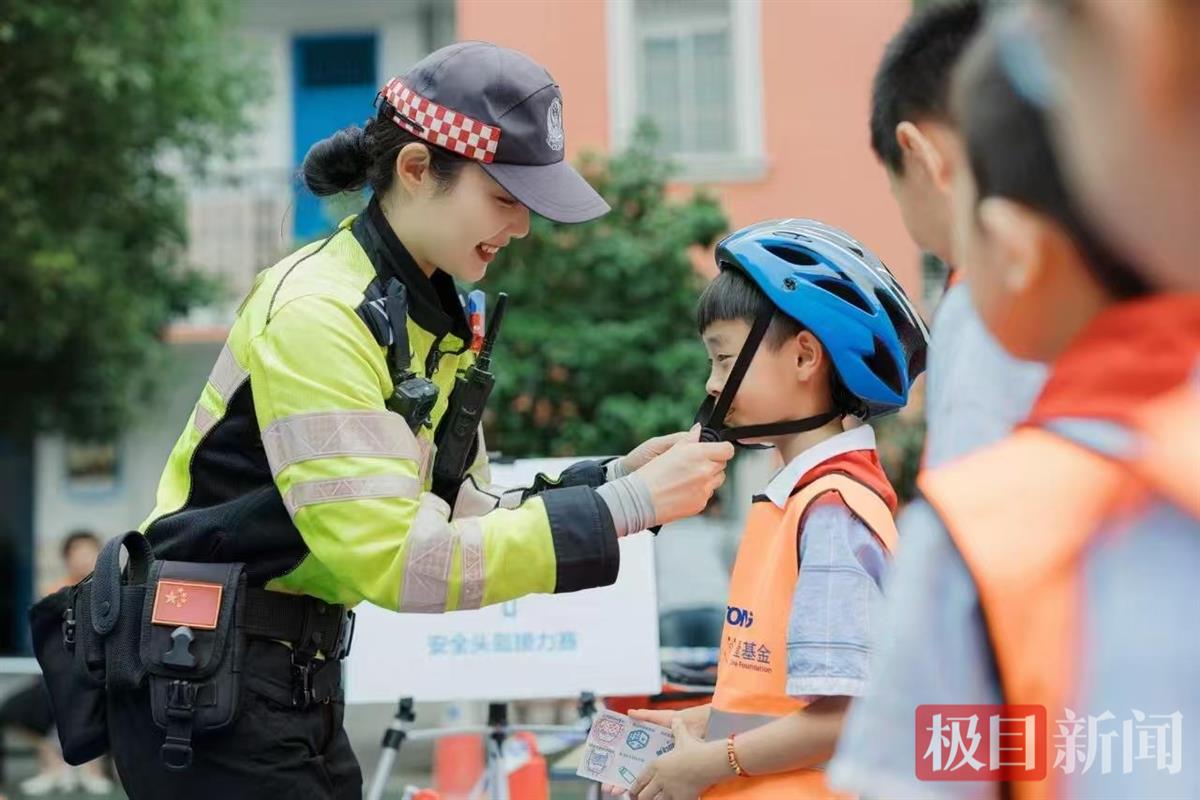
[
  {"left": 457, "top": 518, "right": 486, "bottom": 611},
  {"left": 193, "top": 404, "right": 218, "bottom": 438},
  {"left": 208, "top": 344, "right": 249, "bottom": 402},
  {"left": 282, "top": 473, "right": 422, "bottom": 516},
  {"left": 262, "top": 410, "right": 422, "bottom": 477},
  {"left": 398, "top": 493, "right": 456, "bottom": 613}
]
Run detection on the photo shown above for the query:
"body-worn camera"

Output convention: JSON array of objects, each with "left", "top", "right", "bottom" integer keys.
[{"left": 388, "top": 373, "right": 439, "bottom": 431}]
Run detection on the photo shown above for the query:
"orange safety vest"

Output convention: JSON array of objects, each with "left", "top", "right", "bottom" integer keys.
[
  {"left": 919, "top": 384, "right": 1199, "bottom": 800},
  {"left": 705, "top": 474, "right": 898, "bottom": 799}
]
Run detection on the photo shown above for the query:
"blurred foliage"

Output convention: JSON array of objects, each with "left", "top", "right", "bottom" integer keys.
[
  {"left": 0, "top": 0, "right": 262, "bottom": 439},
  {"left": 873, "top": 401, "right": 927, "bottom": 505},
  {"left": 480, "top": 125, "right": 728, "bottom": 457}
]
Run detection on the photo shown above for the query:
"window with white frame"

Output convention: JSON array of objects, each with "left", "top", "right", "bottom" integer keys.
[{"left": 608, "top": 0, "right": 764, "bottom": 180}]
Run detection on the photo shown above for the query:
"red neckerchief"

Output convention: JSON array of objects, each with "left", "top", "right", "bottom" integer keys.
[
  {"left": 797, "top": 448, "right": 899, "bottom": 514},
  {"left": 1024, "top": 294, "right": 1200, "bottom": 429}
]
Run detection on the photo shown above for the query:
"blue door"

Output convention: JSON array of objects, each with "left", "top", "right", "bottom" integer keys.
[{"left": 292, "top": 33, "right": 378, "bottom": 241}]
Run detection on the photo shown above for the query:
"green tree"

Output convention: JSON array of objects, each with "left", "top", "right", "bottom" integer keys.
[
  {"left": 480, "top": 127, "right": 728, "bottom": 458},
  {"left": 873, "top": 408, "right": 927, "bottom": 505},
  {"left": 0, "top": 0, "right": 261, "bottom": 439}
]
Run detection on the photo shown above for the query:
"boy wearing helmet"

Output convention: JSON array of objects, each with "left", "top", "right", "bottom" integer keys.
[{"left": 621, "top": 220, "right": 929, "bottom": 800}]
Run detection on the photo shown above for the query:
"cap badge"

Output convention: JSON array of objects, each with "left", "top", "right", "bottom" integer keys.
[{"left": 546, "top": 97, "right": 565, "bottom": 152}]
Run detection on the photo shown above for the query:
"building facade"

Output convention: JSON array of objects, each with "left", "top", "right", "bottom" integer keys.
[{"left": 24, "top": 0, "right": 918, "bottom": 635}]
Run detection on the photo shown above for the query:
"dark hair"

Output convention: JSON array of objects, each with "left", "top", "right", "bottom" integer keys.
[
  {"left": 696, "top": 269, "right": 865, "bottom": 417},
  {"left": 953, "top": 30, "right": 1150, "bottom": 299},
  {"left": 697, "top": 268, "right": 803, "bottom": 349},
  {"left": 301, "top": 103, "right": 470, "bottom": 198},
  {"left": 871, "top": 0, "right": 983, "bottom": 174},
  {"left": 61, "top": 529, "right": 100, "bottom": 561}
]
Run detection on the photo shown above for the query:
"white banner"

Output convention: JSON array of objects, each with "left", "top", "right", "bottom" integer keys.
[{"left": 344, "top": 457, "right": 662, "bottom": 704}]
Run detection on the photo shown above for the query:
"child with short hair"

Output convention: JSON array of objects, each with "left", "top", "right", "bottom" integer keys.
[{"left": 622, "top": 219, "right": 928, "bottom": 799}]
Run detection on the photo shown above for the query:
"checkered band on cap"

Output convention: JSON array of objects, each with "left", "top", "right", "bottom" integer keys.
[{"left": 380, "top": 78, "right": 502, "bottom": 163}]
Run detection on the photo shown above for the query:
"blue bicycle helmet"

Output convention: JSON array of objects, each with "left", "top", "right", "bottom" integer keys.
[{"left": 715, "top": 219, "right": 929, "bottom": 418}]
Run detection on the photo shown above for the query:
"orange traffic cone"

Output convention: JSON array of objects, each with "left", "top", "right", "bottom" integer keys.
[
  {"left": 507, "top": 732, "right": 549, "bottom": 800},
  {"left": 433, "top": 734, "right": 484, "bottom": 800}
]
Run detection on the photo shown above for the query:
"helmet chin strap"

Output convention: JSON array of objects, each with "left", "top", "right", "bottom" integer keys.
[{"left": 697, "top": 307, "right": 843, "bottom": 445}]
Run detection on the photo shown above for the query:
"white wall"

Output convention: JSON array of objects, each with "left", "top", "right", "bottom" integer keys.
[
  {"left": 232, "top": 0, "right": 452, "bottom": 172},
  {"left": 183, "top": 0, "right": 454, "bottom": 314}
]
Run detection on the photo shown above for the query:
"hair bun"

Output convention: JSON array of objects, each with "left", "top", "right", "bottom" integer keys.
[{"left": 301, "top": 126, "right": 371, "bottom": 197}]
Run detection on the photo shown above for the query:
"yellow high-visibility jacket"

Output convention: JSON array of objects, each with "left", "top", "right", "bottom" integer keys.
[{"left": 141, "top": 198, "right": 619, "bottom": 612}]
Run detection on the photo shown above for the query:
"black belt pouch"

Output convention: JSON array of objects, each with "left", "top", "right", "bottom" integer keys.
[
  {"left": 138, "top": 559, "right": 246, "bottom": 771},
  {"left": 28, "top": 531, "right": 151, "bottom": 764}
]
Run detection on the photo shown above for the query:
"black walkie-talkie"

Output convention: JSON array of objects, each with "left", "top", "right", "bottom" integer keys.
[{"left": 432, "top": 293, "right": 509, "bottom": 502}]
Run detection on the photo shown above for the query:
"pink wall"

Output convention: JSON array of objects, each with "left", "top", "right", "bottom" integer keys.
[
  {"left": 457, "top": 0, "right": 611, "bottom": 159},
  {"left": 728, "top": 1, "right": 917, "bottom": 289},
  {"left": 457, "top": 0, "right": 920, "bottom": 295}
]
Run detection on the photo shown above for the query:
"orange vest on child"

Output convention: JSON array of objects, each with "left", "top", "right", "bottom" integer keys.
[
  {"left": 705, "top": 453, "right": 899, "bottom": 799},
  {"left": 918, "top": 296, "right": 1200, "bottom": 800}
]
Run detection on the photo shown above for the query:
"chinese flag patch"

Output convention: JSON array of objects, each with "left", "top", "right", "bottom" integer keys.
[{"left": 151, "top": 580, "right": 223, "bottom": 630}]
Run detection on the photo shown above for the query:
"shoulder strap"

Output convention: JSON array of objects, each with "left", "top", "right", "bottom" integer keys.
[
  {"left": 786, "top": 473, "right": 898, "bottom": 554},
  {"left": 356, "top": 277, "right": 415, "bottom": 377}
]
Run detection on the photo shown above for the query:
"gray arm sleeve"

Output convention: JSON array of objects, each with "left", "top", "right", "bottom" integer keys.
[
  {"left": 826, "top": 499, "right": 1004, "bottom": 800},
  {"left": 595, "top": 473, "right": 657, "bottom": 537}
]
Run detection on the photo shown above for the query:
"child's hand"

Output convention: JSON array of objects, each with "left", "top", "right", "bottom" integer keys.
[
  {"left": 629, "top": 717, "right": 730, "bottom": 800},
  {"left": 603, "top": 706, "right": 712, "bottom": 796}
]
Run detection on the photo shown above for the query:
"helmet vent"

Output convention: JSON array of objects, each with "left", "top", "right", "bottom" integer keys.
[
  {"left": 812, "top": 278, "right": 872, "bottom": 314},
  {"left": 865, "top": 335, "right": 905, "bottom": 396},
  {"left": 874, "top": 286, "right": 927, "bottom": 381},
  {"left": 764, "top": 244, "right": 820, "bottom": 267}
]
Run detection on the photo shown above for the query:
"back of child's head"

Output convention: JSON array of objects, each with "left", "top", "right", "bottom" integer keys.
[
  {"left": 952, "top": 23, "right": 1148, "bottom": 299},
  {"left": 871, "top": 0, "right": 983, "bottom": 174}
]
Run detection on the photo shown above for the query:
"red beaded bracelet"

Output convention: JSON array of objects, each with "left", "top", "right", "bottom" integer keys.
[{"left": 726, "top": 734, "right": 751, "bottom": 777}]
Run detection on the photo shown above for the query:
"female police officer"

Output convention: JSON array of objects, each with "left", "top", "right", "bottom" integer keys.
[{"left": 108, "top": 42, "right": 733, "bottom": 797}]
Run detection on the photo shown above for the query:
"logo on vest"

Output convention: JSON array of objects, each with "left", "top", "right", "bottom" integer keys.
[
  {"left": 726, "top": 605, "right": 754, "bottom": 628},
  {"left": 724, "top": 634, "right": 773, "bottom": 673}
]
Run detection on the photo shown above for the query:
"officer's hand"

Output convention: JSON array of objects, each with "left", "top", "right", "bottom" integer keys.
[
  {"left": 620, "top": 430, "right": 693, "bottom": 474},
  {"left": 635, "top": 425, "right": 734, "bottom": 525}
]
